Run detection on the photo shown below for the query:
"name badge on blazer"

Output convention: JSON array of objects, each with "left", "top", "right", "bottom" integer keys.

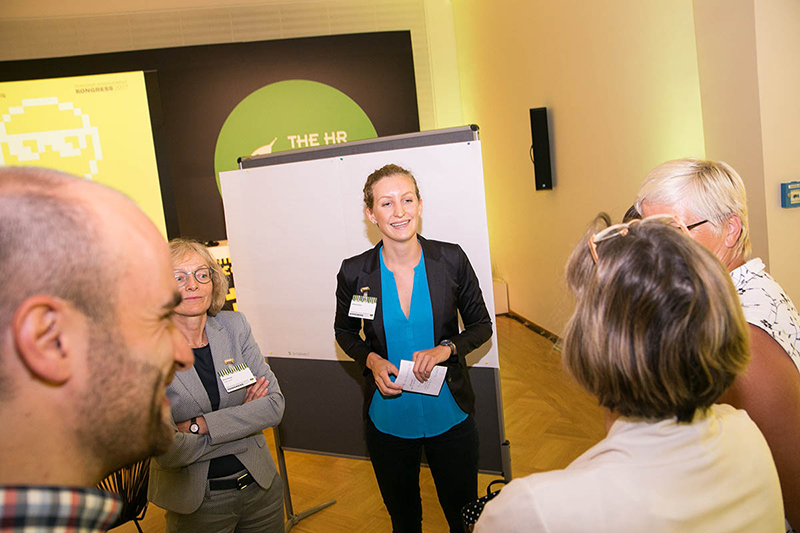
[
  {"left": 348, "top": 294, "right": 377, "bottom": 320},
  {"left": 218, "top": 363, "right": 256, "bottom": 393}
]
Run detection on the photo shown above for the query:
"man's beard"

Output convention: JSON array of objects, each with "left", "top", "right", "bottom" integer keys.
[{"left": 76, "top": 317, "right": 175, "bottom": 477}]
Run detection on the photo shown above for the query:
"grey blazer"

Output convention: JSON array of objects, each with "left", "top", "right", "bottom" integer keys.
[{"left": 148, "top": 311, "right": 285, "bottom": 514}]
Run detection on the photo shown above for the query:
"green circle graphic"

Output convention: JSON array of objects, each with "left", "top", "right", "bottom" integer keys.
[{"left": 214, "top": 80, "right": 377, "bottom": 190}]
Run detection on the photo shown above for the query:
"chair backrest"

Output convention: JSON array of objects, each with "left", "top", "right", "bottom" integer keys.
[{"left": 97, "top": 457, "right": 151, "bottom": 530}]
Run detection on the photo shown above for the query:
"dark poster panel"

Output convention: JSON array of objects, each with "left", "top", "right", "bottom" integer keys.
[{"left": 0, "top": 32, "right": 420, "bottom": 240}]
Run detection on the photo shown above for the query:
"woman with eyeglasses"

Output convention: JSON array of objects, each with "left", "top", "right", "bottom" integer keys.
[
  {"left": 334, "top": 164, "right": 493, "bottom": 532},
  {"left": 148, "top": 238, "right": 285, "bottom": 533},
  {"left": 636, "top": 159, "right": 800, "bottom": 532},
  {"left": 475, "top": 215, "right": 784, "bottom": 532}
]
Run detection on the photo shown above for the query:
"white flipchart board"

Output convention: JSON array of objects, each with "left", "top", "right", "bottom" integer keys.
[
  {"left": 218, "top": 127, "right": 508, "bottom": 474},
  {"left": 219, "top": 134, "right": 498, "bottom": 368}
]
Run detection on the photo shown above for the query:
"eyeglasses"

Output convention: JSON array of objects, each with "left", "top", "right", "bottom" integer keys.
[
  {"left": 174, "top": 267, "right": 213, "bottom": 287},
  {"left": 686, "top": 219, "right": 709, "bottom": 231},
  {"left": 588, "top": 214, "right": 690, "bottom": 264}
]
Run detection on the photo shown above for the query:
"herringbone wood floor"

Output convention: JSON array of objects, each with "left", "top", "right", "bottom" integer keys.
[{"left": 117, "top": 315, "right": 606, "bottom": 532}]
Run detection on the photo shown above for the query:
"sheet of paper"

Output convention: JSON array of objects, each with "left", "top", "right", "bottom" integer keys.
[{"left": 396, "top": 359, "right": 446, "bottom": 396}]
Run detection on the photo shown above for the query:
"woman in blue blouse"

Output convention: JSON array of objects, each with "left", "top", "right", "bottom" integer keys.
[{"left": 335, "top": 164, "right": 493, "bottom": 532}]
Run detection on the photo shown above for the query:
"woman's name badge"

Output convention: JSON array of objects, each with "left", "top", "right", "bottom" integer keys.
[
  {"left": 348, "top": 294, "right": 377, "bottom": 320},
  {"left": 218, "top": 363, "right": 256, "bottom": 393}
]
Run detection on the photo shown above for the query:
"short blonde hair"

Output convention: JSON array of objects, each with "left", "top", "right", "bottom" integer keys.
[
  {"left": 563, "top": 215, "right": 750, "bottom": 422},
  {"left": 169, "top": 238, "right": 229, "bottom": 316},
  {"left": 634, "top": 158, "right": 751, "bottom": 259}
]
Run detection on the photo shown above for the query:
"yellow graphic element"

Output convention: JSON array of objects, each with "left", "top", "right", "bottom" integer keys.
[
  {"left": 218, "top": 261, "right": 232, "bottom": 275},
  {"left": 226, "top": 287, "right": 236, "bottom": 301},
  {"left": 251, "top": 137, "right": 278, "bottom": 156},
  {"left": 0, "top": 72, "right": 167, "bottom": 236},
  {"left": 1, "top": 98, "right": 102, "bottom": 179}
]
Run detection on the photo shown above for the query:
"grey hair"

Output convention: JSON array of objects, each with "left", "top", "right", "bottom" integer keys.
[{"left": 634, "top": 158, "right": 751, "bottom": 259}]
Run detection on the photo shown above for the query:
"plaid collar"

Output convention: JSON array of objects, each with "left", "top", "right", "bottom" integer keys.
[{"left": 0, "top": 486, "right": 121, "bottom": 532}]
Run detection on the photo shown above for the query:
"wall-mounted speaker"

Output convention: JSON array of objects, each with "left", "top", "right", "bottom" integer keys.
[{"left": 529, "top": 107, "right": 553, "bottom": 190}]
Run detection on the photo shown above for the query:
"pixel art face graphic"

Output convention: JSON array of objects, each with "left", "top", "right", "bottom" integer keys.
[
  {"left": 0, "top": 96, "right": 103, "bottom": 180},
  {"left": 0, "top": 72, "right": 167, "bottom": 235}
]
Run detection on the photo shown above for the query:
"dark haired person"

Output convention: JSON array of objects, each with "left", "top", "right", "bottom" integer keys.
[
  {"left": 334, "top": 164, "right": 493, "bottom": 532},
  {"left": 476, "top": 216, "right": 783, "bottom": 532},
  {"left": 622, "top": 204, "right": 641, "bottom": 223},
  {"left": 636, "top": 158, "right": 800, "bottom": 532},
  {"left": 0, "top": 167, "right": 193, "bottom": 531}
]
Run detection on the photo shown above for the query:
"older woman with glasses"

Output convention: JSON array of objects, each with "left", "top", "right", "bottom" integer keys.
[
  {"left": 636, "top": 159, "right": 800, "bottom": 532},
  {"left": 148, "top": 238, "right": 285, "bottom": 533},
  {"left": 475, "top": 215, "right": 784, "bottom": 532}
]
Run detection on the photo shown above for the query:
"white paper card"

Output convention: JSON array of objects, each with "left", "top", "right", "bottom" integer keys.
[
  {"left": 218, "top": 363, "right": 256, "bottom": 393},
  {"left": 396, "top": 359, "right": 446, "bottom": 396},
  {"left": 348, "top": 295, "right": 377, "bottom": 320}
]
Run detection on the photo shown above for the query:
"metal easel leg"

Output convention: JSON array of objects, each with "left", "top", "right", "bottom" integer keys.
[
  {"left": 500, "top": 439, "right": 512, "bottom": 483},
  {"left": 273, "top": 427, "right": 336, "bottom": 533}
]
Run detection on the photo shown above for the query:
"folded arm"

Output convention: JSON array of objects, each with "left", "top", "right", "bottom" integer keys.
[
  {"left": 203, "top": 316, "right": 284, "bottom": 444},
  {"left": 153, "top": 420, "right": 250, "bottom": 469},
  {"left": 157, "top": 314, "right": 284, "bottom": 467}
]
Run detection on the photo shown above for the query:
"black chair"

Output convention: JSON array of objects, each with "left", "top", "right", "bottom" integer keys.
[{"left": 97, "top": 458, "right": 151, "bottom": 533}]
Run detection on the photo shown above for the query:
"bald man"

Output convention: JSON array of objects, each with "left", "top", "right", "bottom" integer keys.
[{"left": 0, "top": 167, "right": 193, "bottom": 532}]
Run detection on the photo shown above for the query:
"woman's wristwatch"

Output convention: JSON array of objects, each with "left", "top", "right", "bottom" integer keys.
[
  {"left": 439, "top": 339, "right": 456, "bottom": 356},
  {"left": 190, "top": 417, "right": 200, "bottom": 434}
]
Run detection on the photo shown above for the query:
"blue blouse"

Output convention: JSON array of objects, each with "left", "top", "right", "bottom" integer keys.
[{"left": 368, "top": 247, "right": 467, "bottom": 438}]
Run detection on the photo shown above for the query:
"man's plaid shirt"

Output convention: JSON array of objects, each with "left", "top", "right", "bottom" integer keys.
[{"left": 0, "top": 486, "right": 120, "bottom": 532}]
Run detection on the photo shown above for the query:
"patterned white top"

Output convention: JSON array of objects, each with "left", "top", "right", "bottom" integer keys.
[{"left": 731, "top": 258, "right": 800, "bottom": 374}]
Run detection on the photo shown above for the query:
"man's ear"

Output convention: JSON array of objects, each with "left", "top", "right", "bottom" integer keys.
[
  {"left": 13, "top": 296, "right": 76, "bottom": 385},
  {"left": 724, "top": 214, "right": 743, "bottom": 249}
]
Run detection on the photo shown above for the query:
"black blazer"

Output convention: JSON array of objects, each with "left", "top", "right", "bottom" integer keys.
[{"left": 334, "top": 235, "right": 493, "bottom": 416}]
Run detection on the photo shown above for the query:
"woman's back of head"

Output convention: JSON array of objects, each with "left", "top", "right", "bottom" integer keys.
[{"left": 563, "top": 216, "right": 749, "bottom": 422}]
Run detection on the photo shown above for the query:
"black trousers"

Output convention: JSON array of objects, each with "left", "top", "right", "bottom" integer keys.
[{"left": 365, "top": 414, "right": 479, "bottom": 533}]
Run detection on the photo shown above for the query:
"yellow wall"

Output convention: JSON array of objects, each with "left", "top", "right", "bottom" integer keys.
[
  {"left": 3, "top": 0, "right": 275, "bottom": 17},
  {"left": 754, "top": 0, "right": 800, "bottom": 301},
  {"left": 452, "top": 0, "right": 706, "bottom": 333},
  {"left": 423, "top": 0, "right": 465, "bottom": 128},
  {"left": 6, "top": 0, "right": 795, "bottom": 327},
  {"left": 0, "top": 1, "right": 445, "bottom": 130},
  {"left": 693, "top": 0, "right": 799, "bottom": 303}
]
